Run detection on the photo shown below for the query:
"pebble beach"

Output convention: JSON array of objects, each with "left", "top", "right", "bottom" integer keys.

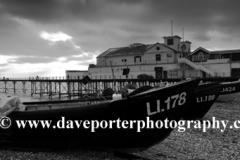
[{"left": 1, "top": 97, "right": 240, "bottom": 160}]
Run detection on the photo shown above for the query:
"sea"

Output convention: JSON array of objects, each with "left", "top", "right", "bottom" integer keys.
[
  {"left": 0, "top": 92, "right": 71, "bottom": 103},
  {"left": 0, "top": 81, "right": 84, "bottom": 103}
]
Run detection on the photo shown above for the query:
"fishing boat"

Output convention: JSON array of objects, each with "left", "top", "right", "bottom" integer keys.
[
  {"left": 182, "top": 82, "right": 221, "bottom": 120},
  {"left": 0, "top": 79, "right": 200, "bottom": 151},
  {"left": 216, "top": 80, "right": 240, "bottom": 102}
]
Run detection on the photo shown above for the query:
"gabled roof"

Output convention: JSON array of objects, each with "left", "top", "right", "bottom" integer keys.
[
  {"left": 97, "top": 43, "right": 177, "bottom": 58},
  {"left": 149, "top": 42, "right": 178, "bottom": 52},
  {"left": 190, "top": 47, "right": 211, "bottom": 55}
]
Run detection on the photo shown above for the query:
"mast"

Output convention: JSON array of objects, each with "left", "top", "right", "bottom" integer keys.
[{"left": 182, "top": 28, "right": 184, "bottom": 42}]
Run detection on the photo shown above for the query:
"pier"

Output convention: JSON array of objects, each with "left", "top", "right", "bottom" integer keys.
[
  {"left": 0, "top": 77, "right": 181, "bottom": 99},
  {"left": 0, "top": 76, "right": 238, "bottom": 99}
]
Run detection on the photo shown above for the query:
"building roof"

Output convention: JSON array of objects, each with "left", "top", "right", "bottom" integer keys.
[
  {"left": 191, "top": 47, "right": 240, "bottom": 55},
  {"left": 211, "top": 49, "right": 240, "bottom": 54},
  {"left": 97, "top": 43, "right": 177, "bottom": 58},
  {"left": 163, "top": 35, "right": 182, "bottom": 39},
  {"left": 66, "top": 70, "right": 88, "bottom": 72},
  {"left": 190, "top": 47, "right": 211, "bottom": 55},
  {"left": 181, "top": 40, "right": 192, "bottom": 44}
]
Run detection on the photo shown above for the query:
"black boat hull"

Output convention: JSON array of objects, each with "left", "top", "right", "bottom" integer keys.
[
  {"left": 182, "top": 82, "right": 221, "bottom": 120},
  {"left": 0, "top": 79, "right": 200, "bottom": 150}
]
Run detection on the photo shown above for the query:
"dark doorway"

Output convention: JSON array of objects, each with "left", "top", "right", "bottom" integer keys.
[
  {"left": 163, "top": 71, "right": 168, "bottom": 78},
  {"left": 202, "top": 71, "right": 206, "bottom": 78},
  {"left": 231, "top": 68, "right": 240, "bottom": 77},
  {"left": 155, "top": 67, "right": 163, "bottom": 79}
]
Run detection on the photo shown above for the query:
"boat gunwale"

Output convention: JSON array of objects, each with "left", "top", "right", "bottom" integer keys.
[
  {"left": 196, "top": 82, "right": 221, "bottom": 93},
  {"left": 128, "top": 79, "right": 200, "bottom": 98}
]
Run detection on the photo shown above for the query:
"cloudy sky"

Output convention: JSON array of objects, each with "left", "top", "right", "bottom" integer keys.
[{"left": 0, "top": 0, "right": 240, "bottom": 78}]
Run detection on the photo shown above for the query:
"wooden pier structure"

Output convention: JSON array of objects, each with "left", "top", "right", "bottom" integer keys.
[
  {"left": 0, "top": 77, "right": 182, "bottom": 99},
  {"left": 0, "top": 76, "right": 238, "bottom": 99}
]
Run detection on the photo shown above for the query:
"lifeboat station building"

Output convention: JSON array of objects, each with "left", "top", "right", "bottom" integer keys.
[{"left": 66, "top": 35, "right": 240, "bottom": 79}]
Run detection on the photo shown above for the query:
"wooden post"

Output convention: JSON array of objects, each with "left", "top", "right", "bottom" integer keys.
[
  {"left": 59, "top": 82, "right": 61, "bottom": 99},
  {"left": 49, "top": 81, "right": 52, "bottom": 98},
  {"left": 95, "top": 82, "right": 98, "bottom": 95},
  {"left": 13, "top": 81, "right": 16, "bottom": 93},
  {"left": 31, "top": 81, "right": 33, "bottom": 97},
  {"left": 23, "top": 81, "right": 26, "bottom": 94},
  {"left": 40, "top": 81, "right": 42, "bottom": 98},
  {"left": 78, "top": 81, "right": 80, "bottom": 98},
  {"left": 4, "top": 81, "right": 7, "bottom": 93}
]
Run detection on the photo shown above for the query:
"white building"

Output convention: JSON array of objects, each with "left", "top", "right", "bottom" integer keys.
[{"left": 66, "top": 35, "right": 240, "bottom": 79}]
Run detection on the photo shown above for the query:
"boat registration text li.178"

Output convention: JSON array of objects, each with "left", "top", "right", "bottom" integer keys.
[{"left": 146, "top": 92, "right": 186, "bottom": 116}]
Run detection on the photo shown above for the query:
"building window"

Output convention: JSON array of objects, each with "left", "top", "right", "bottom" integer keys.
[
  {"left": 215, "top": 54, "right": 220, "bottom": 59},
  {"left": 156, "top": 54, "right": 161, "bottom": 61},
  {"left": 198, "top": 52, "right": 204, "bottom": 61},
  {"left": 167, "top": 53, "right": 172, "bottom": 57},
  {"left": 122, "top": 59, "right": 127, "bottom": 62},
  {"left": 192, "top": 55, "right": 198, "bottom": 61},
  {"left": 156, "top": 46, "right": 160, "bottom": 51},
  {"left": 134, "top": 56, "right": 141, "bottom": 63},
  {"left": 222, "top": 54, "right": 230, "bottom": 59},
  {"left": 167, "top": 39, "right": 174, "bottom": 45},
  {"left": 181, "top": 44, "right": 187, "bottom": 51}
]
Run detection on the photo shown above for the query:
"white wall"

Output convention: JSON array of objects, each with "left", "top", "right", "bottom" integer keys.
[
  {"left": 96, "top": 57, "right": 106, "bottom": 66},
  {"left": 67, "top": 56, "right": 235, "bottom": 79},
  {"left": 88, "top": 63, "right": 179, "bottom": 79},
  {"left": 202, "top": 63, "right": 231, "bottom": 77},
  {"left": 206, "top": 59, "right": 229, "bottom": 64},
  {"left": 66, "top": 71, "right": 88, "bottom": 79},
  {"left": 143, "top": 43, "right": 177, "bottom": 64},
  {"left": 163, "top": 36, "right": 181, "bottom": 51},
  {"left": 106, "top": 55, "right": 136, "bottom": 66},
  {"left": 231, "top": 62, "right": 240, "bottom": 68}
]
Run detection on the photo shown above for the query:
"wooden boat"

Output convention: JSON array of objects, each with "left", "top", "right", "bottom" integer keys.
[
  {"left": 0, "top": 79, "right": 200, "bottom": 151},
  {"left": 216, "top": 80, "right": 240, "bottom": 102},
  {"left": 182, "top": 82, "right": 221, "bottom": 120}
]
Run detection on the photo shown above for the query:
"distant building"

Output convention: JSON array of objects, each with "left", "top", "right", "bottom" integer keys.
[{"left": 66, "top": 35, "right": 240, "bottom": 79}]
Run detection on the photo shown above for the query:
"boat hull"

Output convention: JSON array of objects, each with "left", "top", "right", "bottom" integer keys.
[
  {"left": 217, "top": 92, "right": 239, "bottom": 102},
  {"left": 0, "top": 79, "right": 200, "bottom": 150},
  {"left": 216, "top": 81, "right": 240, "bottom": 102},
  {"left": 182, "top": 82, "right": 221, "bottom": 120}
]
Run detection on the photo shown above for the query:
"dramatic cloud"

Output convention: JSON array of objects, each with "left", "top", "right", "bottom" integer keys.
[
  {"left": 0, "top": 55, "right": 18, "bottom": 64},
  {"left": 0, "top": 0, "right": 240, "bottom": 77},
  {"left": 40, "top": 31, "right": 72, "bottom": 43}
]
